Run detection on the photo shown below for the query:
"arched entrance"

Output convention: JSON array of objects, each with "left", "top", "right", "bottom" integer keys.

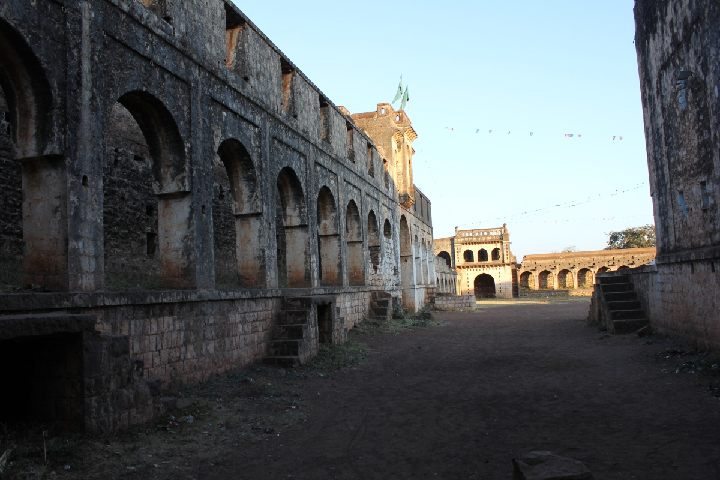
[
  {"left": 558, "top": 269, "right": 573, "bottom": 288},
  {"left": 474, "top": 273, "right": 496, "bottom": 298},
  {"left": 577, "top": 268, "right": 593, "bottom": 288}
]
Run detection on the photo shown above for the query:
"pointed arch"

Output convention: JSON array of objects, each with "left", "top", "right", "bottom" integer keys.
[{"left": 399, "top": 215, "right": 413, "bottom": 287}]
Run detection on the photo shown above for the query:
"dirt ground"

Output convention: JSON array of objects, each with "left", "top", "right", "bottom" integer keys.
[{"left": 3, "top": 298, "right": 720, "bottom": 480}]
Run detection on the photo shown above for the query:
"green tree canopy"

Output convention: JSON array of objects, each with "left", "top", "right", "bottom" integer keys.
[{"left": 605, "top": 224, "right": 656, "bottom": 250}]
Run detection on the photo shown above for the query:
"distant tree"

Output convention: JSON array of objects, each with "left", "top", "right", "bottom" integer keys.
[
  {"left": 605, "top": 225, "right": 656, "bottom": 250},
  {"left": 561, "top": 245, "right": 577, "bottom": 253}
]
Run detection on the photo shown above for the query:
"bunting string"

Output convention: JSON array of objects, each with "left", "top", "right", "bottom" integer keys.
[{"left": 444, "top": 126, "right": 626, "bottom": 140}]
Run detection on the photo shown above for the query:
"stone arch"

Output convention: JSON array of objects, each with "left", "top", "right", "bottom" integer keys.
[
  {"left": 474, "top": 273, "right": 496, "bottom": 299},
  {"left": 438, "top": 251, "right": 451, "bottom": 267},
  {"left": 577, "top": 268, "right": 593, "bottom": 288},
  {"left": 317, "top": 186, "right": 341, "bottom": 286},
  {"left": 215, "top": 139, "right": 263, "bottom": 287},
  {"left": 0, "top": 18, "right": 54, "bottom": 159},
  {"left": 368, "top": 210, "right": 381, "bottom": 273},
  {"left": 276, "top": 167, "right": 309, "bottom": 287},
  {"left": 383, "top": 219, "right": 392, "bottom": 239},
  {"left": 617, "top": 265, "right": 630, "bottom": 271},
  {"left": 491, "top": 248, "right": 501, "bottom": 261},
  {"left": 463, "top": 250, "right": 474, "bottom": 262},
  {"left": 399, "top": 215, "right": 412, "bottom": 287},
  {"left": 104, "top": 91, "right": 194, "bottom": 290},
  {"left": 345, "top": 200, "right": 364, "bottom": 286},
  {"left": 478, "top": 249, "right": 489, "bottom": 262},
  {"left": 520, "top": 271, "right": 535, "bottom": 290},
  {"left": 538, "top": 270, "right": 554, "bottom": 290},
  {"left": 558, "top": 269, "right": 574, "bottom": 289},
  {"left": 597, "top": 266, "right": 610, "bottom": 274},
  {"left": 0, "top": 20, "right": 65, "bottom": 290}
]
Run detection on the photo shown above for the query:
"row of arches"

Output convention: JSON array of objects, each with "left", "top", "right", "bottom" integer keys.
[
  {"left": 462, "top": 248, "right": 501, "bottom": 263},
  {"left": 520, "top": 266, "right": 631, "bottom": 290},
  {"left": 0, "top": 17, "right": 399, "bottom": 291}
]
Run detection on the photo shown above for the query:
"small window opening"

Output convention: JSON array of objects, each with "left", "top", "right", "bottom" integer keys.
[
  {"left": 202, "top": 205, "right": 206, "bottom": 215},
  {"left": 133, "top": 154, "right": 144, "bottom": 162},
  {"left": 281, "top": 58, "right": 294, "bottom": 114},
  {"left": 701, "top": 181, "right": 710, "bottom": 210},
  {"left": 319, "top": 96, "right": 331, "bottom": 142},
  {"left": 219, "top": 188, "right": 225, "bottom": 201},
  {"left": 81, "top": 175, "right": 88, "bottom": 187},
  {"left": 346, "top": 122, "right": 355, "bottom": 162},
  {"left": 381, "top": 108, "right": 386, "bottom": 115},
  {"left": 146, "top": 232, "right": 157, "bottom": 255},
  {"left": 396, "top": 115, "right": 400, "bottom": 121},
  {"left": 678, "top": 191, "right": 688, "bottom": 217},
  {"left": 367, "top": 143, "right": 375, "bottom": 178},
  {"left": 145, "top": 205, "right": 154, "bottom": 216}
]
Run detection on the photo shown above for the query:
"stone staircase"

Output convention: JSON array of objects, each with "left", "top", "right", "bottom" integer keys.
[
  {"left": 369, "top": 291, "right": 392, "bottom": 322},
  {"left": 597, "top": 274, "right": 649, "bottom": 334},
  {"left": 263, "top": 297, "right": 314, "bottom": 368}
]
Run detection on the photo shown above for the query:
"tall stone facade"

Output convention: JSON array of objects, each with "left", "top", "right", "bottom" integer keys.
[
  {"left": 349, "top": 104, "right": 436, "bottom": 312},
  {"left": 617, "top": 0, "right": 720, "bottom": 350},
  {"left": 434, "top": 225, "right": 517, "bottom": 299},
  {"left": 518, "top": 248, "right": 656, "bottom": 291},
  {"left": 0, "top": 0, "right": 429, "bottom": 430}
]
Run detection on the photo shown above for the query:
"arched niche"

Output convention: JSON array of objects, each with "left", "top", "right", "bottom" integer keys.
[
  {"left": 214, "top": 138, "right": 263, "bottom": 288},
  {"left": 276, "top": 167, "right": 309, "bottom": 288},
  {"left": 368, "top": 210, "right": 381, "bottom": 274},
  {"left": 345, "top": 200, "right": 364, "bottom": 286},
  {"left": 103, "top": 91, "right": 194, "bottom": 290},
  {"left": 399, "top": 215, "right": 413, "bottom": 287},
  {"left": 317, "top": 186, "right": 341, "bottom": 286}
]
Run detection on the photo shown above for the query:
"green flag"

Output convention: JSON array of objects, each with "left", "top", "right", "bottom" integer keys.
[
  {"left": 392, "top": 75, "right": 403, "bottom": 104},
  {"left": 400, "top": 86, "right": 409, "bottom": 110}
]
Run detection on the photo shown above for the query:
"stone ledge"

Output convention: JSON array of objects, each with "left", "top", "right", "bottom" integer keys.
[{"left": 0, "top": 313, "right": 97, "bottom": 339}]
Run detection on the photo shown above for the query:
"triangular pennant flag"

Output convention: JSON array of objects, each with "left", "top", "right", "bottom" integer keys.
[
  {"left": 392, "top": 75, "right": 403, "bottom": 104},
  {"left": 400, "top": 86, "right": 409, "bottom": 110}
]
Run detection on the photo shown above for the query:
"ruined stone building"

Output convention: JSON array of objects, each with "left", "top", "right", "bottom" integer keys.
[
  {"left": 348, "top": 104, "right": 437, "bottom": 311},
  {"left": 518, "top": 248, "right": 656, "bottom": 291},
  {"left": 590, "top": 1, "right": 720, "bottom": 349},
  {"left": 434, "top": 225, "right": 517, "bottom": 299},
  {"left": 0, "top": 0, "right": 438, "bottom": 431}
]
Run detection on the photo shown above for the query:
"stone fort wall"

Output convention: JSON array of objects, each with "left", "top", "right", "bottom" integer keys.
[
  {"left": 630, "top": 0, "right": 720, "bottom": 350},
  {"left": 0, "top": 0, "right": 431, "bottom": 430}
]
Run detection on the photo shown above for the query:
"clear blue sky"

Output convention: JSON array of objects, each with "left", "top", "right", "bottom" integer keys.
[{"left": 232, "top": 0, "right": 654, "bottom": 260}]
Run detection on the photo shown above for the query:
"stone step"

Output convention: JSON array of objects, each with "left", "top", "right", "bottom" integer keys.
[
  {"left": 613, "top": 318, "right": 649, "bottom": 334},
  {"left": 609, "top": 309, "right": 646, "bottom": 320},
  {"left": 263, "top": 356, "right": 300, "bottom": 368},
  {"left": 268, "top": 339, "right": 301, "bottom": 356},
  {"left": 607, "top": 299, "right": 641, "bottom": 311},
  {"left": 600, "top": 283, "right": 631, "bottom": 293},
  {"left": 598, "top": 275, "right": 630, "bottom": 285},
  {"left": 272, "top": 324, "right": 305, "bottom": 340},
  {"left": 283, "top": 310, "right": 310, "bottom": 325},
  {"left": 603, "top": 291, "right": 637, "bottom": 302}
]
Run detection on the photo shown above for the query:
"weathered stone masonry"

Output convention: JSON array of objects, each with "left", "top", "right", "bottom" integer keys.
[
  {"left": 593, "top": 0, "right": 720, "bottom": 351},
  {"left": 0, "top": 0, "right": 434, "bottom": 430}
]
